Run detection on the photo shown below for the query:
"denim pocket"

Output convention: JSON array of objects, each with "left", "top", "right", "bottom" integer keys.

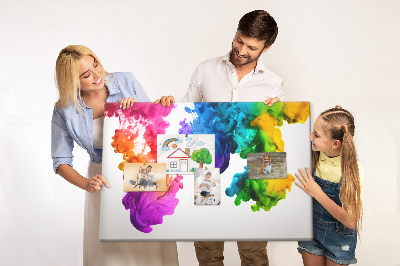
[
  {"left": 314, "top": 222, "right": 328, "bottom": 244},
  {"left": 337, "top": 223, "right": 356, "bottom": 237}
]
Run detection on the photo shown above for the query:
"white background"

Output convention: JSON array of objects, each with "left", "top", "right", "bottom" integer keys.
[{"left": 1, "top": 0, "right": 399, "bottom": 265}]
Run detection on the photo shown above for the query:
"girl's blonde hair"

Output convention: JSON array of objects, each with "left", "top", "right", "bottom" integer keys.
[
  {"left": 55, "top": 45, "right": 106, "bottom": 110},
  {"left": 312, "top": 105, "right": 362, "bottom": 233}
]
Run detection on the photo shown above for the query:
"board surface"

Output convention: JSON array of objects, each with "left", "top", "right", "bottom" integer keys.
[{"left": 100, "top": 102, "right": 312, "bottom": 241}]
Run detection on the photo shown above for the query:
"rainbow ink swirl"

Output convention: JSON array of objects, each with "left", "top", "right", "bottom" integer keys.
[
  {"left": 105, "top": 101, "right": 310, "bottom": 231},
  {"left": 179, "top": 102, "right": 309, "bottom": 211},
  {"left": 105, "top": 103, "right": 183, "bottom": 233}
]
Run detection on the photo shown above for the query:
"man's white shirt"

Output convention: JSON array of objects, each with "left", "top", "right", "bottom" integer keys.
[{"left": 182, "top": 52, "right": 284, "bottom": 102}]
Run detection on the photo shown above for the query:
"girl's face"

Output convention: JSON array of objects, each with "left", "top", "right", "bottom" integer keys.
[
  {"left": 78, "top": 55, "right": 104, "bottom": 91},
  {"left": 309, "top": 116, "right": 340, "bottom": 156}
]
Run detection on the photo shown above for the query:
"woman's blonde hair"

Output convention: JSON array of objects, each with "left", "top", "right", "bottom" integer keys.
[
  {"left": 312, "top": 105, "right": 362, "bottom": 234},
  {"left": 55, "top": 45, "right": 105, "bottom": 110}
]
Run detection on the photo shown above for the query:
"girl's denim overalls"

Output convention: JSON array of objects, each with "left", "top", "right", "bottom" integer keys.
[{"left": 298, "top": 174, "right": 357, "bottom": 265}]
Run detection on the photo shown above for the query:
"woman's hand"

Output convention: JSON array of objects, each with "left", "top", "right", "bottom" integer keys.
[
  {"left": 154, "top": 96, "right": 175, "bottom": 107},
  {"left": 86, "top": 174, "right": 109, "bottom": 193},
  {"left": 295, "top": 167, "right": 324, "bottom": 198},
  {"left": 120, "top": 97, "right": 137, "bottom": 110}
]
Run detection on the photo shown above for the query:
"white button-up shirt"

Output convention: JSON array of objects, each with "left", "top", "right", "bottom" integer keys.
[{"left": 182, "top": 52, "right": 284, "bottom": 102}]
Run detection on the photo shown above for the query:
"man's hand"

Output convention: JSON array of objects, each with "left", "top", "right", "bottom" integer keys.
[
  {"left": 154, "top": 96, "right": 175, "bottom": 107},
  {"left": 264, "top": 97, "right": 280, "bottom": 107}
]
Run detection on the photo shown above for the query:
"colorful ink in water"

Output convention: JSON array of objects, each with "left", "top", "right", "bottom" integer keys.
[
  {"left": 105, "top": 103, "right": 183, "bottom": 233},
  {"left": 122, "top": 175, "right": 183, "bottom": 233},
  {"left": 179, "top": 102, "right": 309, "bottom": 212},
  {"left": 105, "top": 102, "right": 310, "bottom": 218}
]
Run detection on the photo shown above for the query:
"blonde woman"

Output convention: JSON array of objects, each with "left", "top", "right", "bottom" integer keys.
[{"left": 51, "top": 45, "right": 178, "bottom": 265}]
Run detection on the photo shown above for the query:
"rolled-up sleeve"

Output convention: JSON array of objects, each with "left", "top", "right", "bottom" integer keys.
[
  {"left": 51, "top": 106, "right": 74, "bottom": 173},
  {"left": 272, "top": 80, "right": 285, "bottom": 101},
  {"left": 182, "top": 66, "right": 203, "bottom": 102},
  {"left": 128, "top": 72, "right": 151, "bottom": 102}
]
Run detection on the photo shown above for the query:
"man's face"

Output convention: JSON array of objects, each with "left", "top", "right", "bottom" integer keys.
[{"left": 230, "top": 31, "right": 269, "bottom": 67}]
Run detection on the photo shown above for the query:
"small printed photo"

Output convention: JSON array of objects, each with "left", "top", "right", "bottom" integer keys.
[
  {"left": 194, "top": 168, "right": 221, "bottom": 206},
  {"left": 123, "top": 163, "right": 167, "bottom": 192},
  {"left": 247, "top": 152, "right": 287, "bottom": 179}
]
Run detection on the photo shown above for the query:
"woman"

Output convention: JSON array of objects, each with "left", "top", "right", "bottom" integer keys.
[{"left": 51, "top": 45, "right": 178, "bottom": 265}]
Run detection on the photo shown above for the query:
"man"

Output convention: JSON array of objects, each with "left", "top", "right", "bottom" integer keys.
[
  {"left": 158, "top": 10, "right": 283, "bottom": 266},
  {"left": 146, "top": 165, "right": 158, "bottom": 190},
  {"left": 182, "top": 10, "right": 283, "bottom": 107}
]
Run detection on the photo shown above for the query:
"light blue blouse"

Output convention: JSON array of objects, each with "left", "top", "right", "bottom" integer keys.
[{"left": 51, "top": 72, "right": 150, "bottom": 173}]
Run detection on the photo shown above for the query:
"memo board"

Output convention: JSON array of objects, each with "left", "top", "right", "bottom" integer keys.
[{"left": 100, "top": 102, "right": 313, "bottom": 241}]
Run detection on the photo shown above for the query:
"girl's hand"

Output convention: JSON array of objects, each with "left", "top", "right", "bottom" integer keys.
[
  {"left": 154, "top": 96, "right": 175, "bottom": 107},
  {"left": 120, "top": 97, "right": 137, "bottom": 110},
  {"left": 86, "top": 174, "right": 109, "bottom": 193},
  {"left": 295, "top": 167, "right": 324, "bottom": 198}
]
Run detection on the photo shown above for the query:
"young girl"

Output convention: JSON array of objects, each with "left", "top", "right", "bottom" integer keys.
[
  {"left": 295, "top": 105, "right": 363, "bottom": 266},
  {"left": 51, "top": 45, "right": 178, "bottom": 265}
]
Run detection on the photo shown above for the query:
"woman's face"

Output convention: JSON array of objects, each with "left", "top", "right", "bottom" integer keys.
[{"left": 78, "top": 55, "right": 104, "bottom": 91}]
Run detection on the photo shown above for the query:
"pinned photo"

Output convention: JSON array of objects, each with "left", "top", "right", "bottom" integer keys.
[
  {"left": 123, "top": 163, "right": 167, "bottom": 192},
  {"left": 247, "top": 152, "right": 287, "bottom": 179},
  {"left": 194, "top": 168, "right": 220, "bottom": 205}
]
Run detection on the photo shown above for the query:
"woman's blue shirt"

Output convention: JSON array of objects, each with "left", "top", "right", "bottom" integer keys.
[{"left": 51, "top": 72, "right": 150, "bottom": 173}]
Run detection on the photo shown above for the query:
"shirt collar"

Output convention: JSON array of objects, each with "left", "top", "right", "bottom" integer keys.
[
  {"left": 221, "top": 51, "right": 266, "bottom": 74},
  {"left": 104, "top": 73, "right": 120, "bottom": 96},
  {"left": 320, "top": 151, "right": 341, "bottom": 167},
  {"left": 222, "top": 51, "right": 231, "bottom": 62}
]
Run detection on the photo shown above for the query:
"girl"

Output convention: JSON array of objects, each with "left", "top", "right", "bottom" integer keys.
[
  {"left": 295, "top": 105, "right": 363, "bottom": 266},
  {"left": 51, "top": 45, "right": 178, "bottom": 265}
]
